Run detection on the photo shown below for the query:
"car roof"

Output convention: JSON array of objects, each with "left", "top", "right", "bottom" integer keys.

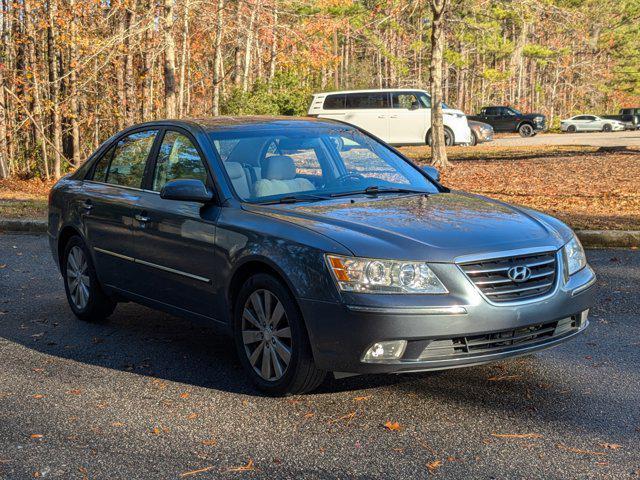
[
  {"left": 313, "top": 88, "right": 429, "bottom": 96},
  {"left": 124, "top": 116, "right": 356, "bottom": 133}
]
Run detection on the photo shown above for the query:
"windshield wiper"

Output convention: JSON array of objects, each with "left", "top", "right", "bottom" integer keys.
[
  {"left": 330, "top": 185, "right": 429, "bottom": 198},
  {"left": 258, "top": 193, "right": 330, "bottom": 205}
]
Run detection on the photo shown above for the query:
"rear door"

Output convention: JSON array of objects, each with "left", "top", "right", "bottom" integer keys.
[
  {"left": 342, "top": 92, "right": 390, "bottom": 141},
  {"left": 82, "top": 129, "right": 159, "bottom": 292},
  {"left": 129, "top": 128, "right": 220, "bottom": 318},
  {"left": 388, "top": 92, "right": 427, "bottom": 144}
]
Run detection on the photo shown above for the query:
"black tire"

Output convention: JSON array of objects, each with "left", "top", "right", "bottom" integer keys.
[
  {"left": 233, "top": 273, "right": 326, "bottom": 395},
  {"left": 426, "top": 127, "right": 454, "bottom": 147},
  {"left": 61, "top": 236, "right": 116, "bottom": 322},
  {"left": 518, "top": 123, "right": 535, "bottom": 137},
  {"left": 470, "top": 131, "right": 478, "bottom": 146},
  {"left": 567, "top": 125, "right": 577, "bottom": 133},
  {"left": 602, "top": 123, "right": 612, "bottom": 132}
]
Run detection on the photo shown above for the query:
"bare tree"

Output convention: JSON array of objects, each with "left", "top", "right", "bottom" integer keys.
[
  {"left": 163, "top": 0, "right": 177, "bottom": 117},
  {"left": 429, "top": 0, "right": 450, "bottom": 168},
  {"left": 212, "top": 0, "right": 225, "bottom": 115}
]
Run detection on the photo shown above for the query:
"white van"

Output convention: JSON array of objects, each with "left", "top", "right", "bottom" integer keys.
[{"left": 308, "top": 89, "right": 471, "bottom": 146}]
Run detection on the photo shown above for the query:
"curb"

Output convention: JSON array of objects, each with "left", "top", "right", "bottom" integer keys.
[
  {"left": 0, "top": 219, "right": 638, "bottom": 248},
  {"left": 576, "top": 230, "right": 640, "bottom": 249},
  {"left": 0, "top": 219, "right": 47, "bottom": 234}
]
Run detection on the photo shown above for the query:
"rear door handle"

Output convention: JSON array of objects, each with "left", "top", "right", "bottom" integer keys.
[{"left": 377, "top": 115, "right": 386, "bottom": 118}]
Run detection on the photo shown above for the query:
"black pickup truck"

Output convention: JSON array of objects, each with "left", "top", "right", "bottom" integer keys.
[{"left": 467, "top": 106, "right": 546, "bottom": 137}]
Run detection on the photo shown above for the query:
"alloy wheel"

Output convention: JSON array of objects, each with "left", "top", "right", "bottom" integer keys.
[
  {"left": 66, "top": 246, "right": 90, "bottom": 310},
  {"left": 520, "top": 124, "right": 533, "bottom": 137},
  {"left": 241, "top": 289, "right": 292, "bottom": 381}
]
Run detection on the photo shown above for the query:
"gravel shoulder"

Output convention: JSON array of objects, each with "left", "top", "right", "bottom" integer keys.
[{"left": 1, "top": 234, "right": 639, "bottom": 479}]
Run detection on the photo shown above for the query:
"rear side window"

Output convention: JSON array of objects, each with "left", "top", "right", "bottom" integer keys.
[
  {"left": 484, "top": 107, "right": 499, "bottom": 116},
  {"left": 105, "top": 130, "right": 158, "bottom": 188},
  {"left": 91, "top": 146, "right": 114, "bottom": 182},
  {"left": 323, "top": 94, "right": 346, "bottom": 110},
  {"left": 152, "top": 131, "right": 208, "bottom": 191},
  {"left": 345, "top": 92, "right": 390, "bottom": 109}
]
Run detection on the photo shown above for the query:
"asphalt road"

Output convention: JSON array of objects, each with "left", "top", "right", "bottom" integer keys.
[
  {"left": 492, "top": 130, "right": 640, "bottom": 148},
  {"left": 1, "top": 234, "right": 639, "bottom": 479}
]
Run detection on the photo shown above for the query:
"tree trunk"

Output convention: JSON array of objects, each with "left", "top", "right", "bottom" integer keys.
[
  {"left": 141, "top": 0, "right": 154, "bottom": 121},
  {"left": 0, "top": 66, "right": 8, "bottom": 179},
  {"left": 163, "top": 0, "right": 177, "bottom": 117},
  {"left": 429, "top": 0, "right": 450, "bottom": 168},
  {"left": 242, "top": 1, "right": 258, "bottom": 93},
  {"left": 125, "top": 0, "right": 138, "bottom": 125},
  {"left": 178, "top": 0, "right": 189, "bottom": 117},
  {"left": 48, "top": 0, "right": 62, "bottom": 178},
  {"left": 69, "top": 0, "right": 81, "bottom": 166},
  {"left": 268, "top": 3, "right": 278, "bottom": 85},
  {"left": 212, "top": 0, "right": 224, "bottom": 115}
]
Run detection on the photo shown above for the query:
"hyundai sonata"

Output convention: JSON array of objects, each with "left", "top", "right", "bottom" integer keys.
[{"left": 48, "top": 117, "right": 596, "bottom": 394}]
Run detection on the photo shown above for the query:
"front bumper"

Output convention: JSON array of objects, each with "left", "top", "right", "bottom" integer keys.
[{"left": 299, "top": 262, "right": 596, "bottom": 374}]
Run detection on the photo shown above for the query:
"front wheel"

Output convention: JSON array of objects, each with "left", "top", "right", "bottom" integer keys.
[
  {"left": 233, "top": 273, "right": 326, "bottom": 395},
  {"left": 469, "top": 131, "right": 478, "bottom": 146},
  {"left": 567, "top": 125, "right": 577, "bottom": 133},
  {"left": 62, "top": 236, "right": 116, "bottom": 322},
  {"left": 426, "top": 127, "right": 454, "bottom": 146},
  {"left": 518, "top": 123, "right": 535, "bottom": 137},
  {"left": 602, "top": 123, "right": 612, "bottom": 132}
]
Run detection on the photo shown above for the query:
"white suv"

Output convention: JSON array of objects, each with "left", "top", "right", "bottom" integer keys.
[{"left": 308, "top": 89, "right": 471, "bottom": 146}]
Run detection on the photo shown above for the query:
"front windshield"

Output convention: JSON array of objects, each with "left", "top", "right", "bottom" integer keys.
[
  {"left": 211, "top": 126, "right": 439, "bottom": 203},
  {"left": 507, "top": 107, "right": 521, "bottom": 115}
]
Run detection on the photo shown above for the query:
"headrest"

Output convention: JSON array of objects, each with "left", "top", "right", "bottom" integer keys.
[
  {"left": 224, "top": 161, "right": 245, "bottom": 180},
  {"left": 263, "top": 155, "right": 296, "bottom": 180}
]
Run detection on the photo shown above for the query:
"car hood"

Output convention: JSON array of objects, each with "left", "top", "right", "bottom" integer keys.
[
  {"left": 244, "top": 192, "right": 571, "bottom": 262},
  {"left": 523, "top": 113, "right": 545, "bottom": 119},
  {"left": 443, "top": 108, "right": 466, "bottom": 116}
]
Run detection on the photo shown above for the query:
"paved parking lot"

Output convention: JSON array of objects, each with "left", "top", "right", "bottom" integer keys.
[
  {"left": 492, "top": 130, "right": 640, "bottom": 148},
  {"left": 1, "top": 234, "right": 639, "bottom": 479}
]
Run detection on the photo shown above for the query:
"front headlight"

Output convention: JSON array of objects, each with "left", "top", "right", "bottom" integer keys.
[
  {"left": 534, "top": 116, "right": 544, "bottom": 123},
  {"left": 563, "top": 235, "right": 587, "bottom": 276},
  {"left": 326, "top": 255, "right": 448, "bottom": 294}
]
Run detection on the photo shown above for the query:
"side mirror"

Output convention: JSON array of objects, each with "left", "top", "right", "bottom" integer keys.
[
  {"left": 160, "top": 179, "right": 214, "bottom": 203},
  {"left": 422, "top": 165, "right": 441, "bottom": 182}
]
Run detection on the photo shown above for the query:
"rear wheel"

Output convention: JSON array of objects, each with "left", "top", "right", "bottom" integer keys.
[
  {"left": 567, "top": 125, "right": 577, "bottom": 133},
  {"left": 518, "top": 123, "right": 535, "bottom": 137},
  {"left": 602, "top": 123, "right": 612, "bottom": 132},
  {"left": 426, "top": 127, "right": 454, "bottom": 147},
  {"left": 233, "top": 273, "right": 326, "bottom": 395},
  {"left": 62, "top": 236, "right": 116, "bottom": 322}
]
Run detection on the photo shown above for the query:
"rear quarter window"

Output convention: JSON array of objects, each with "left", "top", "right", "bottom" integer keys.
[{"left": 323, "top": 94, "right": 346, "bottom": 110}]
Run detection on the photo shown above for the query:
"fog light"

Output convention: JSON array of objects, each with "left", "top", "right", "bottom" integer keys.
[{"left": 362, "top": 340, "right": 407, "bottom": 363}]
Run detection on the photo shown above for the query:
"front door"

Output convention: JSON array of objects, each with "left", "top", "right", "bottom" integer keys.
[
  {"left": 130, "top": 129, "right": 220, "bottom": 318},
  {"left": 388, "top": 92, "right": 428, "bottom": 144}
]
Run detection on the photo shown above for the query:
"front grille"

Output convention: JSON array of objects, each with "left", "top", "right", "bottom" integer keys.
[
  {"left": 418, "top": 317, "right": 578, "bottom": 361},
  {"left": 459, "top": 251, "right": 557, "bottom": 303}
]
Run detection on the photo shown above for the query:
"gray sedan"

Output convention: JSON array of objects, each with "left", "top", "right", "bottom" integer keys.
[
  {"left": 560, "top": 115, "right": 625, "bottom": 132},
  {"left": 48, "top": 117, "right": 596, "bottom": 395},
  {"left": 467, "top": 119, "right": 494, "bottom": 145}
]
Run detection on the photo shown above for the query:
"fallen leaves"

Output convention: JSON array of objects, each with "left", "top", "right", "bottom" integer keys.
[
  {"left": 487, "top": 375, "right": 522, "bottom": 382},
  {"left": 31, "top": 394, "right": 45, "bottom": 399},
  {"left": 225, "top": 459, "right": 257, "bottom": 473},
  {"left": 328, "top": 411, "right": 356, "bottom": 426},
  {"left": 179, "top": 466, "right": 215, "bottom": 478},
  {"left": 201, "top": 439, "right": 216, "bottom": 446},
  {"left": 179, "top": 392, "right": 190, "bottom": 399},
  {"left": 556, "top": 444, "right": 607, "bottom": 456},
  {"left": 426, "top": 460, "right": 442, "bottom": 474},
  {"left": 384, "top": 421, "right": 401, "bottom": 431},
  {"left": 65, "top": 389, "right": 82, "bottom": 395},
  {"left": 600, "top": 443, "right": 622, "bottom": 450},
  {"left": 30, "top": 434, "right": 43, "bottom": 439},
  {"left": 491, "top": 433, "right": 543, "bottom": 439},
  {"left": 353, "top": 395, "right": 371, "bottom": 402}
]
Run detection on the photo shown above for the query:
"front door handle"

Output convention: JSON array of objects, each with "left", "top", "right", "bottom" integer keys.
[
  {"left": 135, "top": 213, "right": 150, "bottom": 223},
  {"left": 377, "top": 115, "right": 386, "bottom": 118}
]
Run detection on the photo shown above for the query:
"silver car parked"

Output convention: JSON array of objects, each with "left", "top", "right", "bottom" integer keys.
[{"left": 560, "top": 115, "right": 625, "bottom": 133}]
